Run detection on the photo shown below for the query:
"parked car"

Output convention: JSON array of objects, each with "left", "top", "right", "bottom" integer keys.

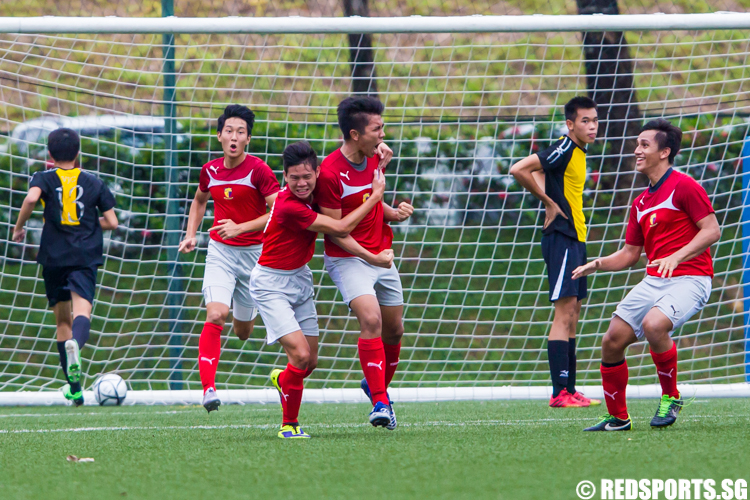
[{"left": 1, "top": 114, "right": 184, "bottom": 157}]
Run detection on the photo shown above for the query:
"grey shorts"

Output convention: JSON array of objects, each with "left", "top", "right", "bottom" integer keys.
[
  {"left": 249, "top": 264, "right": 319, "bottom": 345},
  {"left": 202, "top": 240, "right": 261, "bottom": 321},
  {"left": 614, "top": 275, "right": 712, "bottom": 340},
  {"left": 324, "top": 254, "right": 404, "bottom": 307}
]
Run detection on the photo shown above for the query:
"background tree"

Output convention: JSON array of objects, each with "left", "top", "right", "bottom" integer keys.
[
  {"left": 577, "top": 0, "right": 644, "bottom": 199},
  {"left": 343, "top": 0, "right": 378, "bottom": 96}
]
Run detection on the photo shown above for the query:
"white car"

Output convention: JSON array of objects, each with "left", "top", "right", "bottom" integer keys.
[{"left": 2, "top": 114, "right": 183, "bottom": 155}]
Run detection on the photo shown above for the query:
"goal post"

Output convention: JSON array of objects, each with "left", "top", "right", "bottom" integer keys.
[{"left": 1, "top": 14, "right": 749, "bottom": 405}]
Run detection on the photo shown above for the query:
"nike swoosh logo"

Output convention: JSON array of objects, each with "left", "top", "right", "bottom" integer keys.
[{"left": 604, "top": 422, "right": 630, "bottom": 431}]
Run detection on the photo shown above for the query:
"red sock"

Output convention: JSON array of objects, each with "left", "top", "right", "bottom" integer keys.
[
  {"left": 383, "top": 342, "right": 401, "bottom": 389},
  {"left": 601, "top": 361, "right": 629, "bottom": 420},
  {"left": 198, "top": 322, "right": 223, "bottom": 393},
  {"left": 358, "top": 337, "right": 388, "bottom": 405},
  {"left": 278, "top": 363, "right": 305, "bottom": 424},
  {"left": 304, "top": 368, "right": 314, "bottom": 378},
  {"left": 650, "top": 342, "right": 679, "bottom": 398}
]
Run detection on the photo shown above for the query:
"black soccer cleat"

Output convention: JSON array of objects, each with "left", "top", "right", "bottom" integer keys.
[
  {"left": 583, "top": 414, "right": 632, "bottom": 432},
  {"left": 650, "top": 395, "right": 683, "bottom": 428}
]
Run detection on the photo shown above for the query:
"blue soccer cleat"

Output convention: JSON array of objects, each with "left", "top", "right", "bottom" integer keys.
[
  {"left": 369, "top": 401, "right": 392, "bottom": 428},
  {"left": 361, "top": 378, "right": 397, "bottom": 430}
]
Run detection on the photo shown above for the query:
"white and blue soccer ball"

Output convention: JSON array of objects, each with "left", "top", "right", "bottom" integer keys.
[{"left": 92, "top": 373, "right": 128, "bottom": 406}]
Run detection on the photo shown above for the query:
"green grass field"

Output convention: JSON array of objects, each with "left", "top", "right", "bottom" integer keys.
[{"left": 2, "top": 399, "right": 749, "bottom": 500}]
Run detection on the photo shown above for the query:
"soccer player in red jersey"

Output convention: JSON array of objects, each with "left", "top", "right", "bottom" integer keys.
[
  {"left": 316, "top": 96, "right": 413, "bottom": 429},
  {"left": 178, "top": 105, "right": 280, "bottom": 413},
  {"left": 573, "top": 119, "right": 721, "bottom": 431},
  {"left": 249, "top": 141, "right": 391, "bottom": 438}
]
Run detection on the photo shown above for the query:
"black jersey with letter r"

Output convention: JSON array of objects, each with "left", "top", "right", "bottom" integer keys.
[
  {"left": 29, "top": 168, "right": 116, "bottom": 267},
  {"left": 537, "top": 136, "right": 588, "bottom": 243}
]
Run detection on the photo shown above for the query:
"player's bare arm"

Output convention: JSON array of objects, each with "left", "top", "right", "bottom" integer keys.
[
  {"left": 318, "top": 205, "right": 394, "bottom": 269},
  {"left": 647, "top": 213, "right": 721, "bottom": 278},
  {"left": 572, "top": 244, "right": 643, "bottom": 280},
  {"left": 382, "top": 200, "right": 413, "bottom": 222},
  {"left": 99, "top": 209, "right": 119, "bottom": 231},
  {"left": 178, "top": 189, "right": 210, "bottom": 253},
  {"left": 509, "top": 154, "right": 568, "bottom": 229},
  {"left": 375, "top": 142, "right": 393, "bottom": 170},
  {"left": 209, "top": 192, "right": 278, "bottom": 240},
  {"left": 11, "top": 186, "right": 42, "bottom": 242},
  {"left": 309, "top": 170, "right": 385, "bottom": 237}
]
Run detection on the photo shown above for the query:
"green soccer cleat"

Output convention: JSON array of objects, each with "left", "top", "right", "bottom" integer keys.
[
  {"left": 650, "top": 394, "right": 683, "bottom": 428},
  {"left": 270, "top": 368, "right": 284, "bottom": 408},
  {"left": 61, "top": 384, "right": 84, "bottom": 407},
  {"left": 65, "top": 339, "right": 82, "bottom": 384},
  {"left": 583, "top": 414, "right": 632, "bottom": 432},
  {"left": 278, "top": 423, "right": 310, "bottom": 439}
]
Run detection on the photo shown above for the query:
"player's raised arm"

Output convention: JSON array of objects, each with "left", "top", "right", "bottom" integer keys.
[
  {"left": 178, "top": 188, "right": 210, "bottom": 253},
  {"left": 12, "top": 186, "right": 42, "bottom": 242}
]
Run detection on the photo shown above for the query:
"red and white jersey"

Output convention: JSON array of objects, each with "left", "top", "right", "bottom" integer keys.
[
  {"left": 625, "top": 169, "right": 715, "bottom": 278},
  {"left": 315, "top": 149, "right": 392, "bottom": 258},
  {"left": 199, "top": 154, "right": 280, "bottom": 246},
  {"left": 257, "top": 187, "right": 319, "bottom": 270}
]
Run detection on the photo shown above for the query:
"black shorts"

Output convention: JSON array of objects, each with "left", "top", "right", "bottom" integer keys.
[
  {"left": 541, "top": 231, "right": 587, "bottom": 302},
  {"left": 41, "top": 265, "right": 98, "bottom": 307}
]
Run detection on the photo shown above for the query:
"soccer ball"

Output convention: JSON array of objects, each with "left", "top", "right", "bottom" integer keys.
[{"left": 92, "top": 373, "right": 128, "bottom": 406}]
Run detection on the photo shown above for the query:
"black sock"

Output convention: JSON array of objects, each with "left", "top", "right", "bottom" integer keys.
[
  {"left": 548, "top": 340, "right": 569, "bottom": 397},
  {"left": 72, "top": 316, "right": 91, "bottom": 350},
  {"left": 567, "top": 337, "right": 577, "bottom": 395},
  {"left": 57, "top": 340, "right": 82, "bottom": 393},
  {"left": 602, "top": 359, "right": 625, "bottom": 368},
  {"left": 57, "top": 341, "right": 69, "bottom": 380}
]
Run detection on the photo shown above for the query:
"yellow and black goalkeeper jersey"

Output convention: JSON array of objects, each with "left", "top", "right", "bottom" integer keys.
[
  {"left": 29, "top": 167, "right": 116, "bottom": 267},
  {"left": 537, "top": 136, "right": 587, "bottom": 242}
]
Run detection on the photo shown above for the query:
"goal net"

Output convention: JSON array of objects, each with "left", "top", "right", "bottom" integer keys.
[{"left": 1, "top": 15, "right": 748, "bottom": 404}]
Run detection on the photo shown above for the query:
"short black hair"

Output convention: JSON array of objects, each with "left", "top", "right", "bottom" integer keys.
[
  {"left": 564, "top": 96, "right": 598, "bottom": 121},
  {"left": 337, "top": 96, "right": 384, "bottom": 141},
  {"left": 641, "top": 119, "right": 683, "bottom": 164},
  {"left": 217, "top": 104, "right": 255, "bottom": 134},
  {"left": 47, "top": 128, "right": 80, "bottom": 162},
  {"left": 282, "top": 141, "right": 318, "bottom": 173}
]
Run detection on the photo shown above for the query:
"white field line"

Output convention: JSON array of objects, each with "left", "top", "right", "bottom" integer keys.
[
  {"left": 0, "top": 408, "right": 276, "bottom": 418},
  {"left": 1, "top": 414, "right": 747, "bottom": 434}
]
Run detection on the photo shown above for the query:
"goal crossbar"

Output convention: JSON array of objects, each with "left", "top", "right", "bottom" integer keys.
[{"left": 2, "top": 13, "right": 750, "bottom": 34}]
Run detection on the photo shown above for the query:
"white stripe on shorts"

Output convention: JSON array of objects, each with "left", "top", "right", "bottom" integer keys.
[{"left": 551, "top": 249, "right": 568, "bottom": 301}]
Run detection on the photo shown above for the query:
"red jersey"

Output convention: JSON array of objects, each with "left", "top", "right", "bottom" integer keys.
[
  {"left": 257, "top": 187, "right": 319, "bottom": 270},
  {"left": 315, "top": 149, "right": 392, "bottom": 258},
  {"left": 199, "top": 154, "right": 280, "bottom": 247},
  {"left": 625, "top": 169, "right": 715, "bottom": 278}
]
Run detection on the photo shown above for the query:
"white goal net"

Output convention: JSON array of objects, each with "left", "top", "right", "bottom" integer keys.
[{"left": 1, "top": 14, "right": 748, "bottom": 404}]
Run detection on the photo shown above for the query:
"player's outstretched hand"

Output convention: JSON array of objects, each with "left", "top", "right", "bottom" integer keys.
[
  {"left": 543, "top": 201, "right": 568, "bottom": 229},
  {"left": 371, "top": 168, "right": 386, "bottom": 200},
  {"left": 376, "top": 142, "right": 393, "bottom": 170},
  {"left": 396, "top": 201, "right": 413, "bottom": 222},
  {"left": 369, "top": 249, "right": 394, "bottom": 269},
  {"left": 178, "top": 237, "right": 197, "bottom": 254},
  {"left": 209, "top": 219, "right": 243, "bottom": 240},
  {"left": 11, "top": 228, "right": 26, "bottom": 243},
  {"left": 647, "top": 255, "right": 680, "bottom": 279},
  {"left": 572, "top": 259, "right": 600, "bottom": 280}
]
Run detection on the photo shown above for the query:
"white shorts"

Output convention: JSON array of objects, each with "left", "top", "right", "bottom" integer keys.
[
  {"left": 202, "top": 240, "right": 261, "bottom": 322},
  {"left": 614, "top": 275, "right": 712, "bottom": 340},
  {"left": 249, "top": 264, "right": 319, "bottom": 345},
  {"left": 324, "top": 254, "right": 404, "bottom": 307}
]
